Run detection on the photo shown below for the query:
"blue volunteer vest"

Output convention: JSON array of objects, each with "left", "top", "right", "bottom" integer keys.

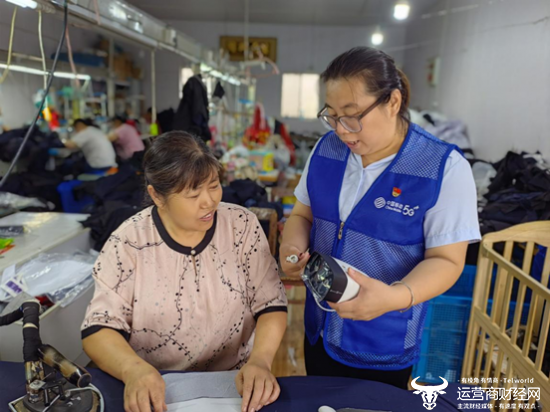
[{"left": 306, "top": 123, "right": 457, "bottom": 370}]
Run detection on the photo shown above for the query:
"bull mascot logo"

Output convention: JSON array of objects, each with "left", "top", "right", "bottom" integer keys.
[{"left": 411, "top": 376, "right": 449, "bottom": 410}]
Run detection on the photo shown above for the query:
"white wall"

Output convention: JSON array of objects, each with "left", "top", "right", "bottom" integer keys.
[
  {"left": 0, "top": 2, "right": 146, "bottom": 129},
  {"left": 0, "top": 3, "right": 96, "bottom": 128},
  {"left": 148, "top": 20, "right": 407, "bottom": 134},
  {"left": 403, "top": 0, "right": 550, "bottom": 161}
]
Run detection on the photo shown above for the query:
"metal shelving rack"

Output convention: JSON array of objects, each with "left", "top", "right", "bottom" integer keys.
[{"left": 7, "top": 0, "right": 255, "bottom": 122}]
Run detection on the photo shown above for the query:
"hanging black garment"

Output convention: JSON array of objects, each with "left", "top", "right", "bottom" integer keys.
[
  {"left": 173, "top": 75, "right": 212, "bottom": 142},
  {"left": 213, "top": 81, "right": 225, "bottom": 99}
]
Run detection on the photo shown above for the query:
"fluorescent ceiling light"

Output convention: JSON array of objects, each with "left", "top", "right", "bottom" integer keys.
[
  {"left": 109, "top": 4, "right": 128, "bottom": 21},
  {"left": 200, "top": 63, "right": 241, "bottom": 86},
  {"left": 394, "top": 2, "right": 410, "bottom": 20},
  {"left": 0, "top": 64, "right": 91, "bottom": 80},
  {"left": 5, "top": 0, "right": 37, "bottom": 8},
  {"left": 371, "top": 31, "right": 384, "bottom": 46},
  {"left": 54, "top": 71, "right": 92, "bottom": 80}
]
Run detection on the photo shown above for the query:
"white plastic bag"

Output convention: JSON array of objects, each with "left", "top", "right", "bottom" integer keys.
[
  {"left": 47, "top": 275, "right": 94, "bottom": 307},
  {"left": 12, "top": 252, "right": 95, "bottom": 298},
  {"left": 0, "top": 192, "right": 47, "bottom": 210},
  {"left": 472, "top": 162, "right": 497, "bottom": 204}
]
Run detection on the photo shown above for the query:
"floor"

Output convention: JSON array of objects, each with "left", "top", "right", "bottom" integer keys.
[{"left": 272, "top": 285, "right": 307, "bottom": 377}]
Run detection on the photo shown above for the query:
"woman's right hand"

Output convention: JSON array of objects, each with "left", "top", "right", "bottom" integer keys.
[
  {"left": 279, "top": 244, "right": 310, "bottom": 278},
  {"left": 122, "top": 360, "right": 167, "bottom": 412}
]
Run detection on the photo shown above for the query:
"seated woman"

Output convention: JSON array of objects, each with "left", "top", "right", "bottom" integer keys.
[{"left": 82, "top": 131, "right": 288, "bottom": 412}]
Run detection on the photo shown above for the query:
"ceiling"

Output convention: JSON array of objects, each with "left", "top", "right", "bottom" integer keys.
[{"left": 126, "top": 0, "right": 440, "bottom": 26}]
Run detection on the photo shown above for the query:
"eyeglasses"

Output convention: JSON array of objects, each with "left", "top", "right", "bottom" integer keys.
[{"left": 317, "top": 92, "right": 391, "bottom": 133}]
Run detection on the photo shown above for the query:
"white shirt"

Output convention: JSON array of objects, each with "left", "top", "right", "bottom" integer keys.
[
  {"left": 72, "top": 126, "right": 117, "bottom": 169},
  {"left": 295, "top": 142, "right": 481, "bottom": 249}
]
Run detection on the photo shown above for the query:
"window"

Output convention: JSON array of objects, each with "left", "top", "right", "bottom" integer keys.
[{"left": 281, "top": 73, "right": 320, "bottom": 119}]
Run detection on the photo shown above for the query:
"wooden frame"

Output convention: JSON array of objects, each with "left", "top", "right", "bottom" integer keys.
[
  {"left": 462, "top": 222, "right": 550, "bottom": 411},
  {"left": 220, "top": 36, "right": 277, "bottom": 62},
  {"left": 248, "top": 207, "right": 278, "bottom": 256}
]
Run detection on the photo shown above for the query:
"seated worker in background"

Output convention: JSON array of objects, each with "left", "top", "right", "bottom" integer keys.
[
  {"left": 82, "top": 131, "right": 288, "bottom": 412},
  {"left": 143, "top": 107, "right": 162, "bottom": 135},
  {"left": 64, "top": 118, "right": 117, "bottom": 171},
  {"left": 108, "top": 115, "right": 145, "bottom": 161},
  {"left": 0, "top": 107, "right": 9, "bottom": 133}
]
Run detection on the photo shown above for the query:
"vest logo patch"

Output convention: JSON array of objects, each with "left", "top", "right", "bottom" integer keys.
[
  {"left": 374, "top": 197, "right": 386, "bottom": 209},
  {"left": 393, "top": 187, "right": 402, "bottom": 197},
  {"left": 374, "top": 197, "right": 419, "bottom": 217}
]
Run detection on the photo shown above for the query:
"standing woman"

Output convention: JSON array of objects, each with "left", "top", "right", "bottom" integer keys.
[{"left": 280, "top": 47, "right": 480, "bottom": 389}]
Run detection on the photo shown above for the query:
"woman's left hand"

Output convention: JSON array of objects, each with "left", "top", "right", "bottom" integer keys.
[
  {"left": 328, "top": 268, "right": 411, "bottom": 321},
  {"left": 236, "top": 357, "right": 280, "bottom": 412}
]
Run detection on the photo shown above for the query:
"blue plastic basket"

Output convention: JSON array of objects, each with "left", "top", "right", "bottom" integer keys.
[
  {"left": 414, "top": 294, "right": 530, "bottom": 384},
  {"left": 413, "top": 262, "right": 532, "bottom": 384},
  {"left": 444, "top": 265, "right": 477, "bottom": 298},
  {"left": 57, "top": 180, "right": 94, "bottom": 213}
]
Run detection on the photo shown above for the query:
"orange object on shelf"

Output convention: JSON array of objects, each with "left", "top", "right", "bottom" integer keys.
[{"left": 244, "top": 103, "right": 271, "bottom": 148}]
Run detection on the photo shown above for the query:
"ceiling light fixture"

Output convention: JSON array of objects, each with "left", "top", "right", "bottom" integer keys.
[
  {"left": 0, "top": 63, "right": 91, "bottom": 80},
  {"left": 5, "top": 0, "right": 38, "bottom": 8},
  {"left": 371, "top": 28, "right": 384, "bottom": 46},
  {"left": 394, "top": 1, "right": 410, "bottom": 20}
]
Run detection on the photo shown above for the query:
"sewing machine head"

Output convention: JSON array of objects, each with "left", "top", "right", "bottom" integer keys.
[{"left": 1, "top": 298, "right": 103, "bottom": 412}]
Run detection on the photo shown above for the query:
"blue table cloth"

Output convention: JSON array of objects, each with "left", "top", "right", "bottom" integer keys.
[{"left": 0, "top": 361, "right": 488, "bottom": 412}]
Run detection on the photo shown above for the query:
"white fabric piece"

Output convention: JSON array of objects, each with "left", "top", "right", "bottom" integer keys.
[
  {"left": 471, "top": 162, "right": 497, "bottom": 206},
  {"left": 295, "top": 140, "right": 481, "bottom": 249},
  {"left": 167, "top": 398, "right": 241, "bottom": 412},
  {"left": 424, "top": 120, "right": 472, "bottom": 150},
  {"left": 163, "top": 371, "right": 240, "bottom": 405}
]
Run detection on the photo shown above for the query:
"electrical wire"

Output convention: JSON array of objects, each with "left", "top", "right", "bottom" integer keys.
[
  {"left": 92, "top": 0, "right": 102, "bottom": 25},
  {"left": 0, "top": 0, "right": 69, "bottom": 190},
  {"left": 313, "top": 295, "right": 336, "bottom": 313},
  {"left": 0, "top": 7, "right": 18, "bottom": 85},
  {"left": 65, "top": 25, "right": 81, "bottom": 89},
  {"left": 38, "top": 10, "right": 47, "bottom": 90}
]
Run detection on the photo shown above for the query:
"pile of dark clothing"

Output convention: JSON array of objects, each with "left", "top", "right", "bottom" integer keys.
[
  {"left": 222, "top": 179, "right": 283, "bottom": 219},
  {"left": 0, "top": 127, "right": 64, "bottom": 172},
  {"left": 465, "top": 151, "right": 550, "bottom": 266},
  {"left": 74, "top": 163, "right": 144, "bottom": 207},
  {"left": 222, "top": 179, "right": 283, "bottom": 243},
  {"left": 82, "top": 201, "right": 143, "bottom": 251},
  {"left": 76, "top": 163, "right": 146, "bottom": 251},
  {"left": 0, "top": 171, "right": 64, "bottom": 211},
  {"left": 478, "top": 151, "right": 550, "bottom": 234}
]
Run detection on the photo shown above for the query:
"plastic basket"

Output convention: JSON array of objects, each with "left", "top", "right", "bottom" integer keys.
[
  {"left": 414, "top": 294, "right": 530, "bottom": 384},
  {"left": 444, "top": 265, "right": 477, "bottom": 298}
]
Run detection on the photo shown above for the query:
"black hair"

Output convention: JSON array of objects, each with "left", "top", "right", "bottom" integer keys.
[
  {"left": 321, "top": 47, "right": 411, "bottom": 122},
  {"left": 143, "top": 131, "right": 222, "bottom": 202},
  {"left": 73, "top": 118, "right": 88, "bottom": 128}
]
